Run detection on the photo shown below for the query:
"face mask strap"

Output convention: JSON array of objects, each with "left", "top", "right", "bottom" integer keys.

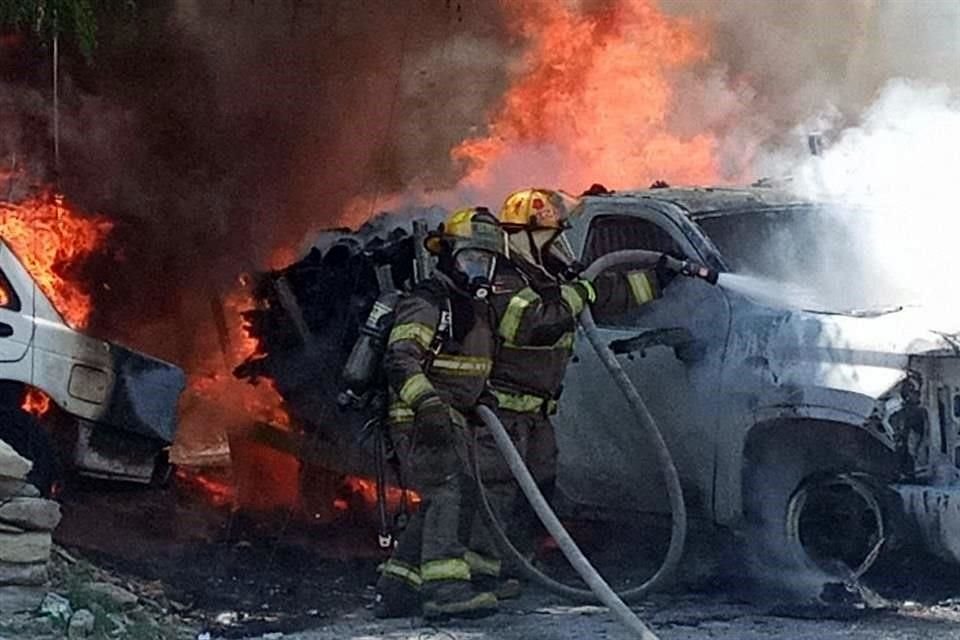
[{"left": 525, "top": 229, "right": 542, "bottom": 265}]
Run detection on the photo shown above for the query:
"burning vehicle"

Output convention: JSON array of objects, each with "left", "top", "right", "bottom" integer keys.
[
  {"left": 0, "top": 196, "right": 185, "bottom": 487},
  {"left": 237, "top": 184, "right": 960, "bottom": 587}
]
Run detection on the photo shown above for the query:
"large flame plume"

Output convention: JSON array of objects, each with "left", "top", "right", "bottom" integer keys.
[
  {"left": 173, "top": 279, "right": 292, "bottom": 468},
  {"left": 0, "top": 189, "right": 112, "bottom": 416},
  {"left": 454, "top": 0, "right": 720, "bottom": 194},
  {"left": 0, "top": 192, "right": 113, "bottom": 329}
]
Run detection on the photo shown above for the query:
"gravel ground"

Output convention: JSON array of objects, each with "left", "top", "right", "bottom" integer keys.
[
  {"left": 51, "top": 481, "right": 960, "bottom": 640},
  {"left": 275, "top": 591, "right": 960, "bottom": 640}
]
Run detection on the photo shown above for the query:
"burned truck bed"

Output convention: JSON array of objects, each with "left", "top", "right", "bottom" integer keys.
[{"left": 234, "top": 221, "right": 424, "bottom": 479}]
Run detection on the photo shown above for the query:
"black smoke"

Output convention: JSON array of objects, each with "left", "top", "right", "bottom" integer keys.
[{"left": 0, "top": 0, "right": 508, "bottom": 369}]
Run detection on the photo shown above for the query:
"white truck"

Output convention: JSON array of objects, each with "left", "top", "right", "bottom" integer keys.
[{"left": 0, "top": 239, "right": 185, "bottom": 486}]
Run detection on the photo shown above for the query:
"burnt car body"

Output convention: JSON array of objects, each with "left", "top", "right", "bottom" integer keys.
[
  {"left": 241, "top": 187, "right": 960, "bottom": 578},
  {"left": 0, "top": 239, "right": 186, "bottom": 483}
]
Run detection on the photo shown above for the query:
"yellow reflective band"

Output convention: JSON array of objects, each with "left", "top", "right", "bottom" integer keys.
[
  {"left": 492, "top": 389, "right": 546, "bottom": 414},
  {"left": 577, "top": 280, "right": 597, "bottom": 304},
  {"left": 463, "top": 550, "right": 501, "bottom": 578},
  {"left": 430, "top": 355, "right": 492, "bottom": 377},
  {"left": 498, "top": 287, "right": 540, "bottom": 343},
  {"left": 399, "top": 373, "right": 436, "bottom": 407},
  {"left": 382, "top": 559, "right": 423, "bottom": 588},
  {"left": 554, "top": 332, "right": 575, "bottom": 350},
  {"left": 388, "top": 322, "right": 436, "bottom": 350},
  {"left": 421, "top": 558, "right": 471, "bottom": 583},
  {"left": 560, "top": 284, "right": 587, "bottom": 316},
  {"left": 627, "top": 271, "right": 656, "bottom": 304},
  {"left": 388, "top": 403, "right": 415, "bottom": 423}
]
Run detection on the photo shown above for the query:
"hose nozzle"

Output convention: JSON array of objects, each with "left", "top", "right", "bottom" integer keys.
[
  {"left": 680, "top": 261, "right": 719, "bottom": 285},
  {"left": 658, "top": 255, "right": 719, "bottom": 285}
]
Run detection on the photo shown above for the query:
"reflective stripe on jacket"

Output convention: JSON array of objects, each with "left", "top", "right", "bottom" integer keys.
[
  {"left": 383, "top": 278, "right": 496, "bottom": 426},
  {"left": 489, "top": 262, "right": 662, "bottom": 406}
]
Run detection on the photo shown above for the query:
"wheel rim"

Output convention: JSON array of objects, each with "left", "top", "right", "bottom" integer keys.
[{"left": 786, "top": 473, "right": 885, "bottom": 578}]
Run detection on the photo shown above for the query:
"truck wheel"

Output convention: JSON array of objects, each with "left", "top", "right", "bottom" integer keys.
[
  {"left": 785, "top": 472, "right": 886, "bottom": 579},
  {"left": 742, "top": 422, "right": 895, "bottom": 592}
]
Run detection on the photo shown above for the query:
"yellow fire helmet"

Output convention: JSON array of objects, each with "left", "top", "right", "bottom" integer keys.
[
  {"left": 498, "top": 188, "right": 580, "bottom": 230},
  {"left": 425, "top": 206, "right": 504, "bottom": 256}
]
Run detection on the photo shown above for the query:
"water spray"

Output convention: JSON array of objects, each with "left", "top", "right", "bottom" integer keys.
[{"left": 715, "top": 272, "right": 821, "bottom": 310}]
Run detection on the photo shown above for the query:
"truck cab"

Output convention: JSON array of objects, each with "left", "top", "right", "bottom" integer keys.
[{"left": 556, "top": 187, "right": 960, "bottom": 578}]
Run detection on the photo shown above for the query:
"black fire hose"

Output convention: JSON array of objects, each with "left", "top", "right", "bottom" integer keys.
[{"left": 476, "top": 250, "right": 715, "bottom": 609}]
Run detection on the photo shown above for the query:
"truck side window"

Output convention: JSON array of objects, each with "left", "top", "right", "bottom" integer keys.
[
  {"left": 583, "top": 215, "right": 679, "bottom": 327},
  {"left": 582, "top": 215, "right": 682, "bottom": 264},
  {"left": 0, "top": 270, "right": 20, "bottom": 312}
]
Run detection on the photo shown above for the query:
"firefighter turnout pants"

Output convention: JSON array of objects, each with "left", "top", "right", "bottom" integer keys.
[
  {"left": 379, "top": 420, "right": 474, "bottom": 595},
  {"left": 467, "top": 407, "right": 557, "bottom": 576}
]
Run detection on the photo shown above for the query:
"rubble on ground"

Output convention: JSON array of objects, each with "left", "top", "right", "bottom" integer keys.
[
  {"left": 0, "top": 438, "right": 198, "bottom": 639},
  {"left": 0, "top": 438, "right": 57, "bottom": 613},
  {"left": 0, "top": 544, "right": 199, "bottom": 639}
]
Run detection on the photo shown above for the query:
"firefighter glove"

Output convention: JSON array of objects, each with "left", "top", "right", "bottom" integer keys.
[
  {"left": 654, "top": 255, "right": 679, "bottom": 288},
  {"left": 414, "top": 396, "right": 453, "bottom": 445}
]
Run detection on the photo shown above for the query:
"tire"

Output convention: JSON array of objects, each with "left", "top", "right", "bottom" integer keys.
[
  {"left": 784, "top": 472, "right": 886, "bottom": 578},
  {"left": 741, "top": 421, "right": 895, "bottom": 593}
]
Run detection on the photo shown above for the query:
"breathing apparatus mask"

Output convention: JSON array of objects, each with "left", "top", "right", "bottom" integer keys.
[
  {"left": 426, "top": 208, "right": 505, "bottom": 300},
  {"left": 507, "top": 227, "right": 580, "bottom": 280},
  {"left": 498, "top": 188, "right": 582, "bottom": 280},
  {"left": 450, "top": 247, "right": 498, "bottom": 299}
]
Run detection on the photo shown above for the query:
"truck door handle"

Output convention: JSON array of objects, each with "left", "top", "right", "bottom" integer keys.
[
  {"left": 0, "top": 322, "right": 12, "bottom": 338},
  {"left": 608, "top": 327, "right": 705, "bottom": 363}
]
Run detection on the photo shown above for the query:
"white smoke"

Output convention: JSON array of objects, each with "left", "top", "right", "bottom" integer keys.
[{"left": 776, "top": 80, "right": 960, "bottom": 317}]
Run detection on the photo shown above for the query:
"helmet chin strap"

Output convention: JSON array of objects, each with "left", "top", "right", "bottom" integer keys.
[
  {"left": 507, "top": 230, "right": 557, "bottom": 280},
  {"left": 507, "top": 232, "right": 558, "bottom": 280}
]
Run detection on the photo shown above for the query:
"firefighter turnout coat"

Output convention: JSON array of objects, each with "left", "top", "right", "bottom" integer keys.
[{"left": 380, "top": 276, "right": 496, "bottom": 591}]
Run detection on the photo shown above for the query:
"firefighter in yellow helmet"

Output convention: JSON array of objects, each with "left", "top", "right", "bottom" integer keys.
[
  {"left": 462, "top": 188, "right": 667, "bottom": 587},
  {"left": 374, "top": 207, "right": 504, "bottom": 620},
  {"left": 498, "top": 188, "right": 582, "bottom": 276}
]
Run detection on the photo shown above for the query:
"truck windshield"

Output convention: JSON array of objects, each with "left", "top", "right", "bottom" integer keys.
[{"left": 695, "top": 206, "right": 899, "bottom": 311}]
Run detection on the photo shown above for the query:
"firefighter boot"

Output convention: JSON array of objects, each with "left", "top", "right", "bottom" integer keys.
[
  {"left": 373, "top": 571, "right": 421, "bottom": 618},
  {"left": 422, "top": 580, "right": 498, "bottom": 620},
  {"left": 464, "top": 551, "right": 522, "bottom": 600}
]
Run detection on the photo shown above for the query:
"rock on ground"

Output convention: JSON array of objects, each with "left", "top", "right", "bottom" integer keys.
[
  {"left": 0, "top": 478, "right": 39, "bottom": 498},
  {"left": 0, "top": 441, "right": 31, "bottom": 481},
  {"left": 86, "top": 581, "right": 138, "bottom": 608},
  {"left": 67, "top": 608, "right": 95, "bottom": 638},
  {"left": 0, "top": 585, "right": 45, "bottom": 613},
  {"left": 0, "top": 498, "right": 61, "bottom": 531},
  {"left": 0, "top": 521, "right": 24, "bottom": 533},
  {"left": 0, "top": 531, "right": 51, "bottom": 564},
  {"left": 0, "top": 561, "right": 48, "bottom": 585}
]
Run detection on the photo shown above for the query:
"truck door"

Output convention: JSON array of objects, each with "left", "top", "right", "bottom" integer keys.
[
  {"left": 0, "top": 244, "right": 35, "bottom": 363},
  {"left": 554, "top": 208, "right": 730, "bottom": 520}
]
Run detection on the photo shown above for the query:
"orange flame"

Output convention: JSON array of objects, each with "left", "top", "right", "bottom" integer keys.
[
  {"left": 21, "top": 388, "right": 51, "bottom": 416},
  {"left": 173, "top": 265, "right": 293, "bottom": 475},
  {"left": 175, "top": 466, "right": 235, "bottom": 508},
  {"left": 185, "top": 284, "right": 291, "bottom": 428},
  {"left": 339, "top": 476, "right": 421, "bottom": 513},
  {"left": 454, "top": 0, "right": 719, "bottom": 192},
  {"left": 0, "top": 192, "right": 113, "bottom": 329}
]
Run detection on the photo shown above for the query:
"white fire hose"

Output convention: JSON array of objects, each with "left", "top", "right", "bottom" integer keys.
[{"left": 476, "top": 250, "right": 705, "bottom": 640}]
